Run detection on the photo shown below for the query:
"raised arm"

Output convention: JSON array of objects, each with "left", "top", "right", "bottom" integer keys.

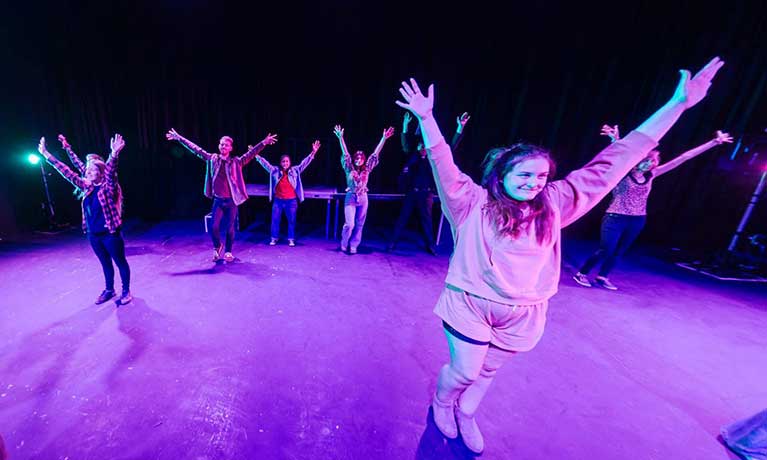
[
  {"left": 654, "top": 130, "right": 732, "bottom": 177},
  {"left": 105, "top": 134, "right": 125, "bottom": 185},
  {"left": 367, "top": 127, "right": 395, "bottom": 170},
  {"left": 165, "top": 128, "right": 214, "bottom": 161},
  {"left": 242, "top": 133, "right": 278, "bottom": 166},
  {"left": 450, "top": 112, "right": 470, "bottom": 151},
  {"left": 296, "top": 140, "right": 321, "bottom": 173},
  {"left": 38, "top": 137, "right": 88, "bottom": 190},
  {"left": 550, "top": 57, "right": 725, "bottom": 226},
  {"left": 401, "top": 112, "right": 414, "bottom": 154},
  {"left": 334, "top": 125, "right": 353, "bottom": 173},
  {"left": 396, "top": 79, "right": 482, "bottom": 227},
  {"left": 58, "top": 134, "right": 86, "bottom": 174}
]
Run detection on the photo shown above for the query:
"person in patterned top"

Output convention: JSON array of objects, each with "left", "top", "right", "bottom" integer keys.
[
  {"left": 38, "top": 134, "right": 133, "bottom": 306},
  {"left": 333, "top": 124, "right": 395, "bottom": 254},
  {"left": 573, "top": 125, "right": 732, "bottom": 290},
  {"left": 166, "top": 129, "right": 278, "bottom": 262}
]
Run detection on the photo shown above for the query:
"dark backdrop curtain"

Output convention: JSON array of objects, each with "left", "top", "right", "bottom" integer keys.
[{"left": 1, "top": 0, "right": 765, "bottom": 250}]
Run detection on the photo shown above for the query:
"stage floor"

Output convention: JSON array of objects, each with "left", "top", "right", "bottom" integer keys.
[{"left": 1, "top": 221, "right": 764, "bottom": 459}]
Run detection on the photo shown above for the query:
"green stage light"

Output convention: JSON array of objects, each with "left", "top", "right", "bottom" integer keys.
[{"left": 28, "top": 153, "right": 41, "bottom": 165}]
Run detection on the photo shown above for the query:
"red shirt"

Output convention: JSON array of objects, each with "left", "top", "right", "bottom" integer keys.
[{"left": 275, "top": 172, "right": 297, "bottom": 199}]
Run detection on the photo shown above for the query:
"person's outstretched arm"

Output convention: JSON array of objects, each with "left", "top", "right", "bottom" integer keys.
[
  {"left": 401, "top": 112, "right": 414, "bottom": 154},
  {"left": 58, "top": 134, "right": 87, "bottom": 174},
  {"left": 395, "top": 79, "right": 482, "bottom": 227},
  {"left": 654, "top": 130, "right": 733, "bottom": 177},
  {"left": 450, "top": 112, "right": 470, "bottom": 151},
  {"left": 38, "top": 137, "right": 88, "bottom": 191},
  {"left": 296, "top": 140, "right": 321, "bottom": 173},
  {"left": 334, "top": 125, "right": 353, "bottom": 174},
  {"left": 242, "top": 133, "right": 278, "bottom": 166},
  {"left": 550, "top": 57, "right": 725, "bottom": 227},
  {"left": 367, "top": 127, "right": 395, "bottom": 171},
  {"left": 165, "top": 128, "right": 214, "bottom": 161},
  {"left": 105, "top": 134, "right": 125, "bottom": 181}
]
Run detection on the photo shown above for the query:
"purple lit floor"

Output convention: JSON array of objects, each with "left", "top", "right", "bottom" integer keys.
[{"left": 1, "top": 220, "right": 765, "bottom": 460}]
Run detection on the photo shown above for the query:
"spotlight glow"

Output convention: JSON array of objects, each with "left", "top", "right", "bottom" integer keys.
[{"left": 28, "top": 153, "right": 41, "bottom": 165}]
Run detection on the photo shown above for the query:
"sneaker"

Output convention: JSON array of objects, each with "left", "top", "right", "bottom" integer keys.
[
  {"left": 572, "top": 272, "right": 592, "bottom": 287},
  {"left": 288, "top": 239, "right": 296, "bottom": 247},
  {"left": 595, "top": 276, "right": 618, "bottom": 290},
  {"left": 431, "top": 394, "right": 458, "bottom": 439},
  {"left": 95, "top": 289, "right": 116, "bottom": 305},
  {"left": 269, "top": 238, "right": 278, "bottom": 246},
  {"left": 339, "top": 245, "right": 348, "bottom": 252},
  {"left": 116, "top": 290, "right": 132, "bottom": 306},
  {"left": 213, "top": 244, "right": 224, "bottom": 261},
  {"left": 223, "top": 252, "right": 235, "bottom": 263},
  {"left": 349, "top": 247, "right": 357, "bottom": 254},
  {"left": 455, "top": 407, "right": 484, "bottom": 454}
]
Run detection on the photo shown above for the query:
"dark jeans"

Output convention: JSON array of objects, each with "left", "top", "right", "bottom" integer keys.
[
  {"left": 271, "top": 198, "right": 298, "bottom": 239},
  {"left": 88, "top": 230, "right": 131, "bottom": 292},
  {"left": 212, "top": 197, "right": 238, "bottom": 252},
  {"left": 391, "top": 190, "right": 435, "bottom": 247},
  {"left": 579, "top": 213, "right": 646, "bottom": 277}
]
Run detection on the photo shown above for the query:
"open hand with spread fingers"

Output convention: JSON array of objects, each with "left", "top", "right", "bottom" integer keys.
[
  {"left": 395, "top": 78, "right": 434, "bottom": 121},
  {"left": 714, "top": 130, "right": 733, "bottom": 145}
]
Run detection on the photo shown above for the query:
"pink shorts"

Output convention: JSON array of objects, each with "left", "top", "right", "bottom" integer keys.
[{"left": 433, "top": 285, "right": 548, "bottom": 352}]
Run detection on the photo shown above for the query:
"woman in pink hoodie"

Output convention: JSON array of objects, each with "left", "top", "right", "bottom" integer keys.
[{"left": 395, "top": 57, "right": 724, "bottom": 454}]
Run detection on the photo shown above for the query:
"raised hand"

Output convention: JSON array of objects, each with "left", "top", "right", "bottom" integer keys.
[
  {"left": 57, "top": 134, "right": 71, "bottom": 150},
  {"left": 395, "top": 78, "right": 434, "bottom": 120},
  {"left": 670, "top": 57, "right": 725, "bottom": 109},
  {"left": 714, "top": 130, "right": 733, "bottom": 145},
  {"left": 457, "top": 112, "right": 470, "bottom": 127},
  {"left": 333, "top": 125, "right": 344, "bottom": 139},
  {"left": 600, "top": 124, "right": 620, "bottom": 142},
  {"left": 262, "top": 133, "right": 278, "bottom": 145},
  {"left": 38, "top": 137, "right": 51, "bottom": 159},
  {"left": 110, "top": 134, "right": 125, "bottom": 154},
  {"left": 311, "top": 140, "right": 321, "bottom": 153},
  {"left": 382, "top": 126, "right": 395, "bottom": 140},
  {"left": 166, "top": 128, "right": 181, "bottom": 141},
  {"left": 403, "top": 112, "right": 412, "bottom": 128}
]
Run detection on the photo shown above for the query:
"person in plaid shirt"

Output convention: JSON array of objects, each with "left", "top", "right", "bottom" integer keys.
[
  {"left": 38, "top": 134, "right": 132, "bottom": 306},
  {"left": 166, "top": 129, "right": 278, "bottom": 262}
]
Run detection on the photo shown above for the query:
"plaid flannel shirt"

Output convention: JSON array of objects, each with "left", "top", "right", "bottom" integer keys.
[{"left": 46, "top": 152, "right": 123, "bottom": 233}]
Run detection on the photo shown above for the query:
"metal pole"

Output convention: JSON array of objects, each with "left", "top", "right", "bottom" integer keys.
[{"left": 727, "top": 169, "right": 767, "bottom": 252}]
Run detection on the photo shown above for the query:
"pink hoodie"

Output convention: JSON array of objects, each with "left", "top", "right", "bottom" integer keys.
[{"left": 429, "top": 130, "right": 657, "bottom": 305}]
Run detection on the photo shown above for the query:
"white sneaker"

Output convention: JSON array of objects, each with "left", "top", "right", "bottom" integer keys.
[
  {"left": 288, "top": 239, "right": 296, "bottom": 247},
  {"left": 223, "top": 252, "right": 234, "bottom": 263},
  {"left": 269, "top": 238, "right": 278, "bottom": 246},
  {"left": 595, "top": 276, "right": 618, "bottom": 290},
  {"left": 573, "top": 272, "right": 592, "bottom": 287}
]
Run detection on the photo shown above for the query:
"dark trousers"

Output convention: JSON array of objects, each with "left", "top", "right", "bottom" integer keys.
[
  {"left": 88, "top": 230, "right": 131, "bottom": 292},
  {"left": 579, "top": 213, "right": 646, "bottom": 277},
  {"left": 212, "top": 197, "right": 238, "bottom": 252},
  {"left": 271, "top": 198, "right": 298, "bottom": 239},
  {"left": 391, "top": 190, "right": 435, "bottom": 247}
]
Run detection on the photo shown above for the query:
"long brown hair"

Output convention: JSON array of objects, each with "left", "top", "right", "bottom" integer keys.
[{"left": 480, "top": 144, "right": 557, "bottom": 244}]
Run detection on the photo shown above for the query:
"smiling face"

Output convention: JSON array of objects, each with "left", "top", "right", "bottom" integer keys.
[
  {"left": 635, "top": 150, "right": 660, "bottom": 173},
  {"left": 501, "top": 157, "right": 551, "bottom": 201},
  {"left": 280, "top": 155, "right": 291, "bottom": 170},
  {"left": 218, "top": 136, "right": 233, "bottom": 156},
  {"left": 354, "top": 151, "right": 366, "bottom": 167},
  {"left": 85, "top": 161, "right": 105, "bottom": 184}
]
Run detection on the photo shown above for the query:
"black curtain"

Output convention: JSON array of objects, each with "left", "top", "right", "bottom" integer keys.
[{"left": 2, "top": 0, "right": 765, "bottom": 250}]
